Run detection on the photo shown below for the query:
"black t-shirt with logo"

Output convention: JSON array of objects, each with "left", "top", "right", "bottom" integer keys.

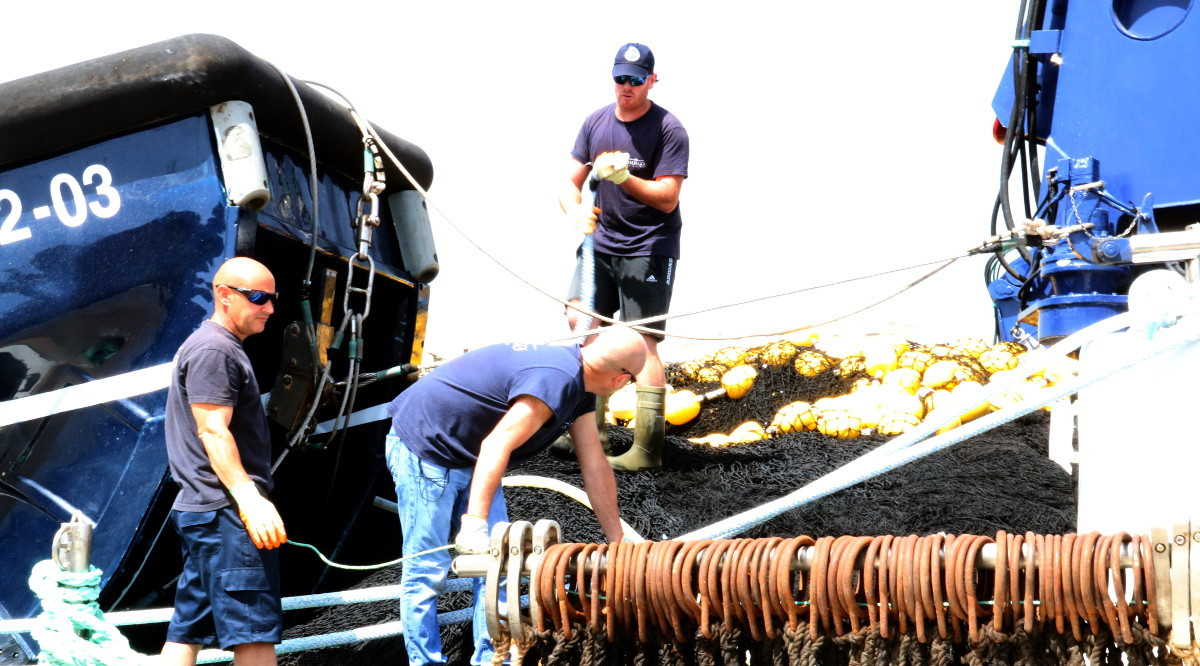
[{"left": 571, "top": 101, "right": 690, "bottom": 259}]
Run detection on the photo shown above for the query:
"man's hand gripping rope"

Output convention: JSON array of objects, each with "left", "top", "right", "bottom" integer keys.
[{"left": 230, "top": 481, "right": 288, "bottom": 550}]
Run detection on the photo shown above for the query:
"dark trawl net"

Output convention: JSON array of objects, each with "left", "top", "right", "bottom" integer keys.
[
  {"left": 511, "top": 412, "right": 1070, "bottom": 543},
  {"left": 283, "top": 409, "right": 1072, "bottom": 665}
]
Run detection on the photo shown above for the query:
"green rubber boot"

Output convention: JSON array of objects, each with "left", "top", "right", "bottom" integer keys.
[
  {"left": 550, "top": 395, "right": 611, "bottom": 460},
  {"left": 547, "top": 433, "right": 576, "bottom": 460},
  {"left": 595, "top": 394, "right": 612, "bottom": 455},
  {"left": 607, "top": 386, "right": 665, "bottom": 472}
]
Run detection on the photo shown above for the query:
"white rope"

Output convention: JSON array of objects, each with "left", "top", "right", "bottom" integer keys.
[
  {"left": 300, "top": 79, "right": 978, "bottom": 349},
  {"left": 502, "top": 474, "right": 643, "bottom": 541}
]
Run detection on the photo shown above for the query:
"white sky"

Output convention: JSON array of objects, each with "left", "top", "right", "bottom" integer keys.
[{"left": 0, "top": 1, "right": 1021, "bottom": 362}]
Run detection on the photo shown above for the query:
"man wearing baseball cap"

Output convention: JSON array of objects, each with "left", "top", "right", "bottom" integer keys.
[{"left": 558, "top": 42, "right": 690, "bottom": 471}]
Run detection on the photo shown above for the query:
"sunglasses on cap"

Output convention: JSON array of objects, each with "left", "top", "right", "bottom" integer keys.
[
  {"left": 613, "top": 75, "right": 647, "bottom": 87},
  {"left": 221, "top": 284, "right": 279, "bottom": 305}
]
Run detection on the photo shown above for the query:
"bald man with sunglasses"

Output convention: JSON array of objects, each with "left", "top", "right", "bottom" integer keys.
[
  {"left": 559, "top": 42, "right": 690, "bottom": 471},
  {"left": 161, "top": 257, "right": 286, "bottom": 666}
]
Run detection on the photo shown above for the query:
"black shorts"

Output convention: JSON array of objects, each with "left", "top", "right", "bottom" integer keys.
[{"left": 567, "top": 248, "right": 676, "bottom": 339}]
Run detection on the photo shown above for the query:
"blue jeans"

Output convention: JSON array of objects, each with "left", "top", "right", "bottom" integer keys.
[{"left": 385, "top": 432, "right": 508, "bottom": 666}]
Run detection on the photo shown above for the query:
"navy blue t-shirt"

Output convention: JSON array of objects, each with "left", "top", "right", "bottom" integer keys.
[
  {"left": 571, "top": 101, "right": 689, "bottom": 258},
  {"left": 387, "top": 343, "right": 595, "bottom": 469},
  {"left": 165, "top": 321, "right": 274, "bottom": 511}
]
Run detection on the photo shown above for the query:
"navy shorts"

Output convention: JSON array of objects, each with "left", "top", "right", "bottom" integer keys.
[
  {"left": 568, "top": 249, "right": 676, "bottom": 340},
  {"left": 166, "top": 507, "right": 282, "bottom": 650}
]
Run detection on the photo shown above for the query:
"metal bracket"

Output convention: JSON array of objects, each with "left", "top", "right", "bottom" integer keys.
[
  {"left": 1153, "top": 522, "right": 1198, "bottom": 651},
  {"left": 1028, "top": 29, "right": 1062, "bottom": 56},
  {"left": 51, "top": 510, "right": 93, "bottom": 573},
  {"left": 528, "top": 520, "right": 561, "bottom": 632},
  {"left": 1172, "top": 523, "right": 1190, "bottom": 647},
  {"left": 1191, "top": 523, "right": 1200, "bottom": 650},
  {"left": 470, "top": 519, "right": 562, "bottom": 648},
  {"left": 1152, "top": 526, "right": 1173, "bottom": 632},
  {"left": 483, "top": 522, "right": 511, "bottom": 643},
  {"left": 506, "top": 521, "right": 532, "bottom": 643}
]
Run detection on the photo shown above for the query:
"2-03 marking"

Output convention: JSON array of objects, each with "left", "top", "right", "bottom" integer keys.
[{"left": 0, "top": 164, "right": 122, "bottom": 245}]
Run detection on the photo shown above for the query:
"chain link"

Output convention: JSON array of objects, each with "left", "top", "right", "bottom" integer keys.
[
  {"left": 344, "top": 138, "right": 387, "bottom": 322},
  {"left": 353, "top": 138, "right": 386, "bottom": 261},
  {"left": 284, "top": 132, "right": 388, "bottom": 453},
  {"left": 343, "top": 253, "right": 376, "bottom": 323},
  {"left": 1067, "top": 183, "right": 1143, "bottom": 241}
]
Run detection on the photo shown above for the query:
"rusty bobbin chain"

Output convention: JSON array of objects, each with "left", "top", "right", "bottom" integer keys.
[{"left": 454, "top": 525, "right": 1193, "bottom": 652}]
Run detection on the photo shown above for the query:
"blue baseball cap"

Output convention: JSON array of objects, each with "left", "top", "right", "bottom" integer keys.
[{"left": 612, "top": 43, "right": 654, "bottom": 77}]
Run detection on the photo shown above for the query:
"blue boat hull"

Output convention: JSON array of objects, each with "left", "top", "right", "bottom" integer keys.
[{"left": 0, "top": 35, "right": 435, "bottom": 661}]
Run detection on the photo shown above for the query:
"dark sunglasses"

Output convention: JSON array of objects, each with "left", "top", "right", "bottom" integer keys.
[
  {"left": 221, "top": 284, "right": 279, "bottom": 305},
  {"left": 613, "top": 75, "right": 647, "bottom": 87}
]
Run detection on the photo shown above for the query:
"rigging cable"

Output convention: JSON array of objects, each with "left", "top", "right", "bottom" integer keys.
[
  {"left": 301, "top": 82, "right": 988, "bottom": 354},
  {"left": 547, "top": 257, "right": 964, "bottom": 344}
]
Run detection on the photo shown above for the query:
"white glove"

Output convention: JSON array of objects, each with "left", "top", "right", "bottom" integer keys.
[
  {"left": 454, "top": 514, "right": 490, "bottom": 555},
  {"left": 230, "top": 481, "right": 287, "bottom": 550},
  {"left": 565, "top": 201, "right": 599, "bottom": 235},
  {"left": 592, "top": 151, "right": 630, "bottom": 184}
]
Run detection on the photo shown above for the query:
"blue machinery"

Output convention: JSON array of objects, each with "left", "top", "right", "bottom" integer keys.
[
  {"left": 0, "top": 35, "right": 437, "bottom": 662},
  {"left": 987, "top": 0, "right": 1200, "bottom": 343}
]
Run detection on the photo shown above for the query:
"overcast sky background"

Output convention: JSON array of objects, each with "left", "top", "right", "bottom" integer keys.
[{"left": 0, "top": 1, "right": 1022, "bottom": 362}]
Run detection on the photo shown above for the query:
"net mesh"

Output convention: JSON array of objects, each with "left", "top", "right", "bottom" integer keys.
[
  {"left": 665, "top": 350, "right": 853, "bottom": 439},
  {"left": 281, "top": 338, "right": 1074, "bottom": 665}
]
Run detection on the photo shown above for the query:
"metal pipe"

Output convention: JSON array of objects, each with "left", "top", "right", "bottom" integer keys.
[
  {"left": 451, "top": 538, "right": 1139, "bottom": 579},
  {"left": 51, "top": 511, "right": 93, "bottom": 573},
  {"left": 1128, "top": 230, "right": 1200, "bottom": 264}
]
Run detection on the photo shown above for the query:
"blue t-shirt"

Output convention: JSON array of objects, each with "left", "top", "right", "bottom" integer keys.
[
  {"left": 387, "top": 343, "right": 595, "bottom": 469},
  {"left": 571, "top": 101, "right": 690, "bottom": 258},
  {"left": 165, "top": 321, "right": 274, "bottom": 511}
]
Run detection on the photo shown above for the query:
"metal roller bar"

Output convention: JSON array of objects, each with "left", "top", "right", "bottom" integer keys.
[
  {"left": 462, "top": 521, "right": 1200, "bottom": 660},
  {"left": 453, "top": 533, "right": 1140, "bottom": 579}
]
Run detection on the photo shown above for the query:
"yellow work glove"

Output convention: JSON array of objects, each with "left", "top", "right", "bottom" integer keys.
[
  {"left": 566, "top": 201, "right": 600, "bottom": 235},
  {"left": 592, "top": 151, "right": 630, "bottom": 184},
  {"left": 230, "top": 481, "right": 288, "bottom": 550},
  {"left": 454, "top": 514, "right": 490, "bottom": 555}
]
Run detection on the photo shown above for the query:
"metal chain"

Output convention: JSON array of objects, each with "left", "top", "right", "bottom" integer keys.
[
  {"left": 315, "top": 139, "right": 388, "bottom": 449},
  {"left": 353, "top": 137, "right": 386, "bottom": 261},
  {"left": 1068, "top": 183, "right": 1143, "bottom": 241},
  {"left": 283, "top": 135, "right": 387, "bottom": 454},
  {"left": 344, "top": 138, "right": 385, "bottom": 323}
]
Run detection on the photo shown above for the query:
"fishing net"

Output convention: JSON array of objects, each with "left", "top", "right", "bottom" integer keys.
[
  {"left": 282, "top": 411, "right": 1072, "bottom": 665},
  {"left": 665, "top": 350, "right": 853, "bottom": 439},
  {"left": 281, "top": 336, "right": 1074, "bottom": 665},
  {"left": 516, "top": 413, "right": 1070, "bottom": 543},
  {"left": 658, "top": 339, "right": 996, "bottom": 442}
]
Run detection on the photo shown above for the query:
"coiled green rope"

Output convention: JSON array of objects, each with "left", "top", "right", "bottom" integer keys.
[
  {"left": 27, "top": 559, "right": 152, "bottom": 665},
  {"left": 23, "top": 541, "right": 455, "bottom": 664}
]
